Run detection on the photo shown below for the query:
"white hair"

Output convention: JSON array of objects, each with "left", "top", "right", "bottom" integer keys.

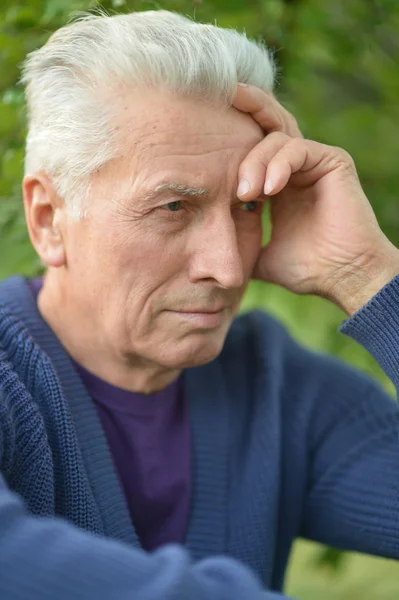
[{"left": 20, "top": 9, "right": 276, "bottom": 219}]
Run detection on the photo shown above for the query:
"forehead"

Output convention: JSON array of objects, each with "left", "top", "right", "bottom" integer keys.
[
  {"left": 117, "top": 88, "right": 264, "bottom": 158},
  {"left": 102, "top": 89, "right": 265, "bottom": 201}
]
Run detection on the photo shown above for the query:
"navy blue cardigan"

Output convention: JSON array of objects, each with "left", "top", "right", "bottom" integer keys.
[{"left": 0, "top": 275, "right": 398, "bottom": 600}]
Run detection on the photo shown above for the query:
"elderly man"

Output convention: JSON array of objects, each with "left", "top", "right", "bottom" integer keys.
[{"left": 0, "top": 8, "right": 398, "bottom": 600}]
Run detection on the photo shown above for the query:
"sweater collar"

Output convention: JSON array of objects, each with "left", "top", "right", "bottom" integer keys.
[{"left": 0, "top": 275, "right": 230, "bottom": 561}]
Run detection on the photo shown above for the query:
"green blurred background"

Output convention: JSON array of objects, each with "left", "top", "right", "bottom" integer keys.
[{"left": 1, "top": 0, "right": 399, "bottom": 598}]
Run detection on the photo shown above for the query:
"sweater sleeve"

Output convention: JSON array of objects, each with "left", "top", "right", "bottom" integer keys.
[
  {"left": 300, "top": 274, "right": 399, "bottom": 558},
  {"left": 0, "top": 473, "right": 295, "bottom": 600}
]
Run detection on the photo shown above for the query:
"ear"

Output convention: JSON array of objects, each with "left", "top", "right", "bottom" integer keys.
[{"left": 22, "top": 173, "right": 67, "bottom": 268}]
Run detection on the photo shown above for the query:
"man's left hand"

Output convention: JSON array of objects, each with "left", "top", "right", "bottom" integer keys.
[{"left": 234, "top": 84, "right": 399, "bottom": 316}]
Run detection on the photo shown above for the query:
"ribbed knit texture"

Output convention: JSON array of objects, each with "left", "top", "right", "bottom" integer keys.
[{"left": 0, "top": 275, "right": 398, "bottom": 600}]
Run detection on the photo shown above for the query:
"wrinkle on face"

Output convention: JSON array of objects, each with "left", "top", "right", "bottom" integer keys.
[
  {"left": 59, "top": 88, "right": 267, "bottom": 388},
  {"left": 104, "top": 89, "right": 264, "bottom": 204}
]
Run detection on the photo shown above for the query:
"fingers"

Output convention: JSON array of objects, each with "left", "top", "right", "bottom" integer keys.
[
  {"left": 237, "top": 134, "right": 334, "bottom": 200},
  {"left": 233, "top": 83, "right": 304, "bottom": 199},
  {"left": 237, "top": 132, "right": 291, "bottom": 200},
  {"left": 233, "top": 84, "right": 303, "bottom": 138},
  {"left": 233, "top": 85, "right": 284, "bottom": 132},
  {"left": 265, "top": 138, "right": 325, "bottom": 195}
]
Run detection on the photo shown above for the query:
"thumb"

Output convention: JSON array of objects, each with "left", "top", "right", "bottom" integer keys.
[{"left": 251, "top": 242, "right": 282, "bottom": 284}]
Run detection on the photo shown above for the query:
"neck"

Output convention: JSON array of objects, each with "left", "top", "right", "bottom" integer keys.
[{"left": 36, "top": 272, "right": 181, "bottom": 394}]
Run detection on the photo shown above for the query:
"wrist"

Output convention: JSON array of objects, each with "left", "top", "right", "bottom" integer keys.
[{"left": 327, "top": 246, "right": 399, "bottom": 317}]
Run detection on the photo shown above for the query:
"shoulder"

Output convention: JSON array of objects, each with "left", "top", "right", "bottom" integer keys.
[
  {"left": 0, "top": 283, "right": 56, "bottom": 448},
  {"left": 0, "top": 302, "right": 44, "bottom": 376},
  {"left": 223, "top": 309, "right": 292, "bottom": 360},
  {"left": 221, "top": 309, "right": 376, "bottom": 405},
  {"left": 223, "top": 308, "right": 321, "bottom": 375},
  {"left": 0, "top": 275, "right": 52, "bottom": 375},
  {"left": 0, "top": 308, "right": 53, "bottom": 478}
]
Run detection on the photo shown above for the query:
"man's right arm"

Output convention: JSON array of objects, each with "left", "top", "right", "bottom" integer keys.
[{"left": 0, "top": 470, "right": 294, "bottom": 600}]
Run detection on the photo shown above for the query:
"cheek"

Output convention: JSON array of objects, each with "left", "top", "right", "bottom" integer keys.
[
  {"left": 109, "top": 225, "right": 186, "bottom": 284},
  {"left": 96, "top": 233, "right": 181, "bottom": 326}
]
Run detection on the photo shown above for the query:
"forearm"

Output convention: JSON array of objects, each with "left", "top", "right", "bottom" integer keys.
[
  {"left": 0, "top": 476, "right": 293, "bottom": 600},
  {"left": 338, "top": 269, "right": 399, "bottom": 391}
]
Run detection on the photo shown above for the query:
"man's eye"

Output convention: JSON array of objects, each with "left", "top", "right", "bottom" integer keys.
[
  {"left": 162, "top": 201, "right": 182, "bottom": 212},
  {"left": 240, "top": 201, "right": 259, "bottom": 212}
]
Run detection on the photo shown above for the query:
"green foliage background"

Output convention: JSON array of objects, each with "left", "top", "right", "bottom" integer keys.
[{"left": 1, "top": 0, "right": 399, "bottom": 598}]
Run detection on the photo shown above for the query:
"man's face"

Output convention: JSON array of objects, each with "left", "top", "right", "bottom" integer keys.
[{"left": 62, "top": 90, "right": 265, "bottom": 369}]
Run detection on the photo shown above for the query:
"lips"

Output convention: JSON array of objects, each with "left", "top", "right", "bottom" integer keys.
[
  {"left": 170, "top": 308, "right": 226, "bottom": 328},
  {"left": 175, "top": 306, "right": 226, "bottom": 314}
]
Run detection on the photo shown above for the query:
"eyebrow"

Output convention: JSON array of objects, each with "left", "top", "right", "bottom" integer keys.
[{"left": 141, "top": 182, "right": 211, "bottom": 203}]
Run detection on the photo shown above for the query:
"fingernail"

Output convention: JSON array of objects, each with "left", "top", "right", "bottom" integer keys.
[
  {"left": 237, "top": 179, "right": 250, "bottom": 196},
  {"left": 238, "top": 82, "right": 249, "bottom": 88},
  {"left": 264, "top": 178, "right": 274, "bottom": 195}
]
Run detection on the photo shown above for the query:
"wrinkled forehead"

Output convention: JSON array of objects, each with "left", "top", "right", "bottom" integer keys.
[
  {"left": 94, "top": 89, "right": 265, "bottom": 204},
  {"left": 115, "top": 88, "right": 264, "bottom": 155}
]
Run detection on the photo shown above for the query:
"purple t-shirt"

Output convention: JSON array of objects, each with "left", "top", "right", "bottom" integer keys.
[{"left": 28, "top": 278, "right": 191, "bottom": 551}]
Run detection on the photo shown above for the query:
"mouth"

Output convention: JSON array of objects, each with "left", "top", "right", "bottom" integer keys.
[
  {"left": 179, "top": 305, "right": 227, "bottom": 314},
  {"left": 168, "top": 307, "right": 227, "bottom": 328}
]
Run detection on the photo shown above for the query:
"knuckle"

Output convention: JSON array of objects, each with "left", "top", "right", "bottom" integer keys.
[
  {"left": 286, "top": 137, "right": 304, "bottom": 151},
  {"left": 334, "top": 147, "right": 355, "bottom": 169},
  {"left": 267, "top": 130, "right": 288, "bottom": 141},
  {"left": 333, "top": 146, "right": 353, "bottom": 162}
]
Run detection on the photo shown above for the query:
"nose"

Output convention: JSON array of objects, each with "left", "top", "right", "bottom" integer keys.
[{"left": 188, "top": 211, "right": 245, "bottom": 289}]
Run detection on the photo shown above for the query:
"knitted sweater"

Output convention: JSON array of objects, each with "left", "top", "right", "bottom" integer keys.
[{"left": 0, "top": 274, "right": 398, "bottom": 600}]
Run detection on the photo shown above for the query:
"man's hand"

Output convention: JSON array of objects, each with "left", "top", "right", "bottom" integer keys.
[
  {"left": 233, "top": 84, "right": 399, "bottom": 316},
  {"left": 234, "top": 83, "right": 303, "bottom": 138}
]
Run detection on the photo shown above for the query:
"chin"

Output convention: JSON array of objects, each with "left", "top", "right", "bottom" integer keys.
[{"left": 159, "top": 331, "right": 228, "bottom": 370}]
